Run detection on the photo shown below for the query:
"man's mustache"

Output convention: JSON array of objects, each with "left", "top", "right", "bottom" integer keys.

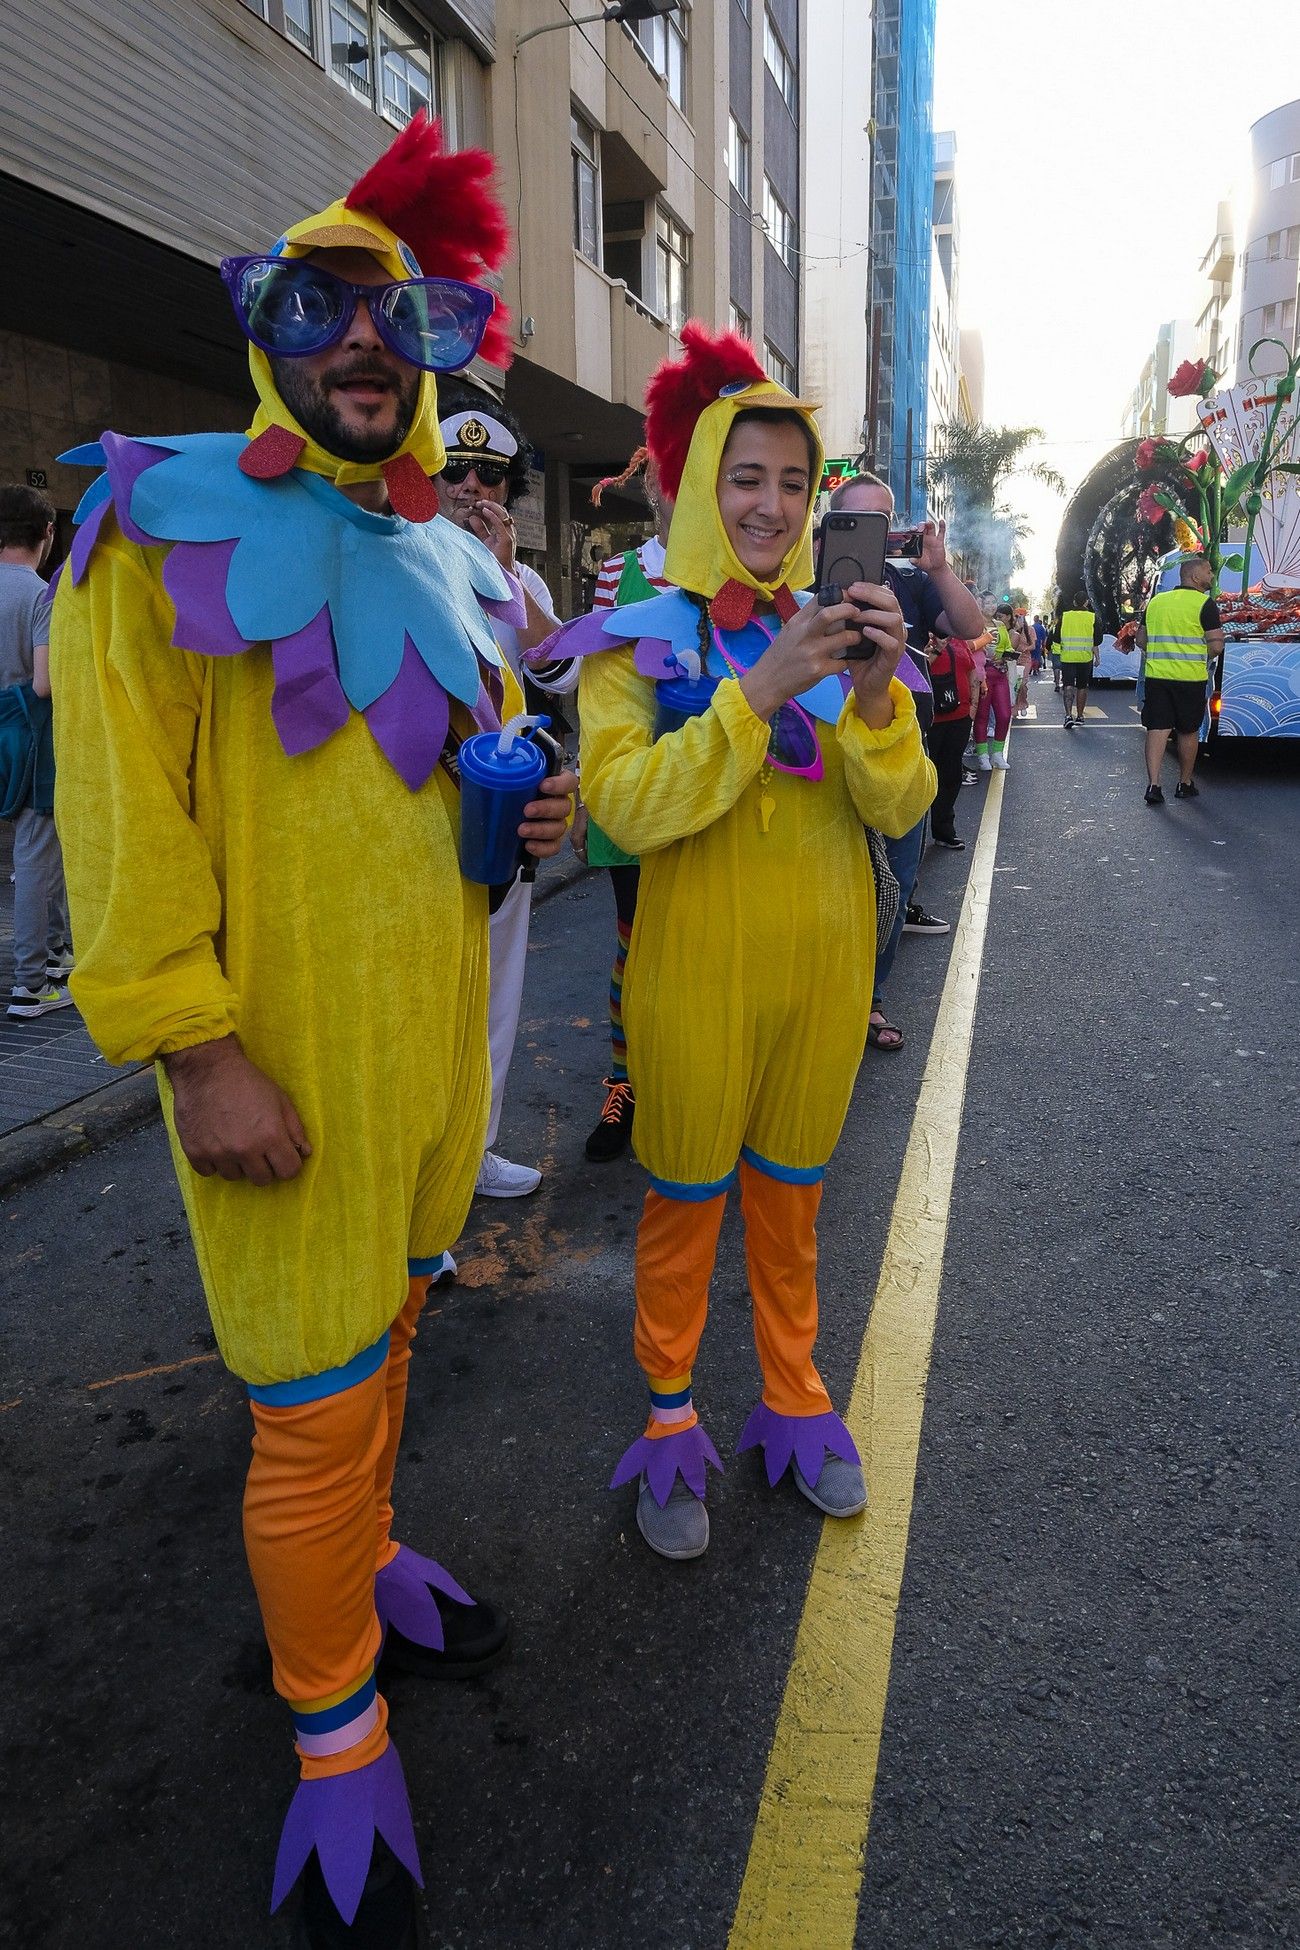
[{"left": 324, "top": 359, "right": 406, "bottom": 392}]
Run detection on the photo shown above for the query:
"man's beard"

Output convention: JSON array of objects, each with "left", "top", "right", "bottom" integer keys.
[{"left": 271, "top": 354, "right": 420, "bottom": 463}]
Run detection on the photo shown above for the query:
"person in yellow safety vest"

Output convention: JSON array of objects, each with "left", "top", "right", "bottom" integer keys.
[
  {"left": 1135, "top": 553, "right": 1224, "bottom": 805},
  {"left": 1053, "top": 591, "right": 1104, "bottom": 727}
]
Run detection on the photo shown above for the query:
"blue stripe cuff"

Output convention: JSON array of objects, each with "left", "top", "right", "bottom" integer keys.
[
  {"left": 247, "top": 1330, "right": 390, "bottom": 1406},
  {"left": 740, "top": 1145, "right": 825, "bottom": 1185},
  {"left": 407, "top": 1254, "right": 450, "bottom": 1277},
  {"left": 647, "top": 1168, "right": 737, "bottom": 1202},
  {"left": 292, "top": 1672, "right": 378, "bottom": 1735},
  {"left": 647, "top": 1383, "right": 693, "bottom": 1408}
]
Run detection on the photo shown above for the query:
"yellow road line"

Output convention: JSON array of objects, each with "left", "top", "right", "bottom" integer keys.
[{"left": 727, "top": 770, "right": 1008, "bottom": 1950}]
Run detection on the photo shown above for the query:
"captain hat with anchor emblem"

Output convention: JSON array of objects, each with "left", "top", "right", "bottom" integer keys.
[{"left": 438, "top": 409, "right": 520, "bottom": 464}]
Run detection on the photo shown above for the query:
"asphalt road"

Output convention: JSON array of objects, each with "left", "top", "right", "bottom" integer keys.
[{"left": 0, "top": 683, "right": 1295, "bottom": 1949}]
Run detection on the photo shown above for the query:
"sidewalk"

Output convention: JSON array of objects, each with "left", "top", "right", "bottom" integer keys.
[{"left": 0, "top": 824, "right": 587, "bottom": 1191}]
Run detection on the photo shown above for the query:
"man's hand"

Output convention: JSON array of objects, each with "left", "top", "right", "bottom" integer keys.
[
  {"left": 470, "top": 499, "right": 517, "bottom": 573},
  {"left": 918, "top": 519, "right": 950, "bottom": 576},
  {"left": 518, "top": 768, "right": 579, "bottom": 859},
  {"left": 163, "top": 1035, "right": 310, "bottom": 1186},
  {"left": 569, "top": 801, "right": 590, "bottom": 863}
]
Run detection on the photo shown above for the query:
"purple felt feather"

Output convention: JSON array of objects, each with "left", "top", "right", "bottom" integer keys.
[
  {"left": 271, "top": 608, "right": 352, "bottom": 756},
  {"left": 631, "top": 637, "right": 682, "bottom": 679},
  {"left": 99, "top": 431, "right": 173, "bottom": 548},
  {"left": 479, "top": 570, "right": 527, "bottom": 631},
  {"left": 609, "top": 1422, "right": 723, "bottom": 1507},
  {"left": 163, "top": 539, "right": 249, "bottom": 657},
  {"left": 68, "top": 494, "right": 111, "bottom": 586},
  {"left": 362, "top": 633, "right": 450, "bottom": 791},
  {"left": 524, "top": 607, "right": 622, "bottom": 671},
  {"left": 270, "top": 1740, "right": 422, "bottom": 1923},
  {"left": 469, "top": 676, "right": 503, "bottom": 735},
  {"left": 736, "top": 1403, "right": 860, "bottom": 1490},
  {"left": 373, "top": 1544, "right": 473, "bottom": 1650}
]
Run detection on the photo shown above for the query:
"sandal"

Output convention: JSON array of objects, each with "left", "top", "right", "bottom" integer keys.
[{"left": 867, "top": 1012, "right": 905, "bottom": 1052}]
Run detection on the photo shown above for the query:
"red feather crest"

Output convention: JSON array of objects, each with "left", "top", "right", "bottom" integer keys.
[
  {"left": 643, "top": 321, "right": 767, "bottom": 500},
  {"left": 346, "top": 110, "right": 514, "bottom": 367}
]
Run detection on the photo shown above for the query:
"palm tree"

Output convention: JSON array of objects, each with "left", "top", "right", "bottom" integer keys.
[{"left": 927, "top": 423, "right": 1065, "bottom": 592}]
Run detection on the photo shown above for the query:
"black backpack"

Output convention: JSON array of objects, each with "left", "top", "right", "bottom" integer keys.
[{"left": 929, "top": 643, "right": 960, "bottom": 716}]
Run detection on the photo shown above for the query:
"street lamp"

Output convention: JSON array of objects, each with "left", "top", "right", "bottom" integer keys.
[{"left": 516, "top": 2, "right": 681, "bottom": 54}]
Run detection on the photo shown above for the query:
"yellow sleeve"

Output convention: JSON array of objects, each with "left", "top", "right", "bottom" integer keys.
[
  {"left": 836, "top": 677, "right": 937, "bottom": 838},
  {"left": 51, "top": 534, "right": 240, "bottom": 1064},
  {"left": 578, "top": 644, "right": 770, "bottom": 855}
]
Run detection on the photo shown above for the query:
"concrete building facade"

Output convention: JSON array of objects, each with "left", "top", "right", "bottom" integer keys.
[
  {"left": 800, "top": 0, "right": 873, "bottom": 462},
  {"left": 1120, "top": 319, "right": 1200, "bottom": 440},
  {"left": 0, "top": 0, "right": 805, "bottom": 610},
  {"left": 1235, "top": 96, "right": 1300, "bottom": 380}
]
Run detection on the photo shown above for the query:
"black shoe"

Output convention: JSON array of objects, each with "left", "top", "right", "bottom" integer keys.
[
  {"left": 1144, "top": 783, "right": 1165, "bottom": 805},
  {"left": 584, "top": 1077, "right": 635, "bottom": 1161},
  {"left": 902, "top": 903, "right": 950, "bottom": 935},
  {"left": 297, "top": 1835, "right": 422, "bottom": 1949},
  {"left": 380, "top": 1588, "right": 510, "bottom": 1681},
  {"left": 930, "top": 833, "right": 965, "bottom": 850},
  {"left": 1174, "top": 779, "right": 1199, "bottom": 799}
]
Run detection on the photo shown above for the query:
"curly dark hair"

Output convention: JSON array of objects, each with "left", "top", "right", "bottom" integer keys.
[{"left": 437, "top": 383, "right": 534, "bottom": 509}]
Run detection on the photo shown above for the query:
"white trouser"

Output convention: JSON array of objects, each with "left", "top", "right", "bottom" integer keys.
[{"left": 485, "top": 875, "right": 533, "bottom": 1151}]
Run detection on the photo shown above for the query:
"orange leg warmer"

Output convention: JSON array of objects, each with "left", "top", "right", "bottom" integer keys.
[
  {"left": 633, "top": 1186, "right": 728, "bottom": 1438},
  {"left": 373, "top": 1274, "right": 431, "bottom": 1572},
  {"left": 739, "top": 1158, "right": 833, "bottom": 1418}
]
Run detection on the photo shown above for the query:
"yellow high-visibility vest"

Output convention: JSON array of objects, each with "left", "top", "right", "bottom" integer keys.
[
  {"left": 1060, "top": 609, "right": 1095, "bottom": 663},
  {"left": 1143, "top": 587, "right": 1212, "bottom": 681}
]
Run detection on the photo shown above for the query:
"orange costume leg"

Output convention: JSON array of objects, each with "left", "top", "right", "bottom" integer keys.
[
  {"left": 735, "top": 1155, "right": 861, "bottom": 1491},
  {"left": 611, "top": 1187, "right": 727, "bottom": 1503},
  {"left": 374, "top": 1273, "right": 431, "bottom": 1571}
]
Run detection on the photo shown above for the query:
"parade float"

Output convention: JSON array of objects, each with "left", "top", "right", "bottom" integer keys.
[{"left": 1054, "top": 341, "right": 1300, "bottom": 736}]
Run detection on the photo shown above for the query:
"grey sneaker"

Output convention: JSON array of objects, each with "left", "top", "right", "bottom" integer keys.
[
  {"left": 792, "top": 1455, "right": 868, "bottom": 1518},
  {"left": 636, "top": 1474, "right": 709, "bottom": 1560},
  {"left": 7, "top": 985, "right": 75, "bottom": 1019}
]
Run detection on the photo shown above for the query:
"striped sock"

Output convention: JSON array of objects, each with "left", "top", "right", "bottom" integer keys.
[
  {"left": 647, "top": 1372, "right": 694, "bottom": 1429},
  {"left": 609, "top": 919, "right": 633, "bottom": 1083},
  {"left": 290, "top": 1663, "right": 379, "bottom": 1761}
]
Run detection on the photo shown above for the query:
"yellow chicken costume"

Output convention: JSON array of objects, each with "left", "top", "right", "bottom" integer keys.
[
  {"left": 568, "top": 324, "right": 935, "bottom": 1551},
  {"left": 49, "top": 116, "right": 528, "bottom": 1937}
]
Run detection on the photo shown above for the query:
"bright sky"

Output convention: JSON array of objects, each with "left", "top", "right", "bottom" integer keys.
[{"left": 933, "top": 0, "right": 1300, "bottom": 599}]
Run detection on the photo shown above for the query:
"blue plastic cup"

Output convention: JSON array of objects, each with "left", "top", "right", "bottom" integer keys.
[
  {"left": 458, "top": 715, "right": 550, "bottom": 885},
  {"left": 654, "top": 673, "right": 718, "bottom": 739}
]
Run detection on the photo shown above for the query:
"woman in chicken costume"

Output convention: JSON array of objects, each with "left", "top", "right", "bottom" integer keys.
[
  {"left": 545, "top": 325, "right": 935, "bottom": 1559},
  {"left": 50, "top": 118, "right": 576, "bottom": 1945}
]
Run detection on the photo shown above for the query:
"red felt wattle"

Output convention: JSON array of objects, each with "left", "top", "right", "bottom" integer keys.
[
  {"left": 710, "top": 579, "right": 756, "bottom": 632},
  {"left": 346, "top": 111, "right": 514, "bottom": 367},
  {"left": 773, "top": 584, "right": 799, "bottom": 622},
  {"left": 644, "top": 322, "right": 767, "bottom": 501},
  {"left": 239, "top": 425, "right": 306, "bottom": 480},
  {"left": 383, "top": 453, "right": 440, "bottom": 523}
]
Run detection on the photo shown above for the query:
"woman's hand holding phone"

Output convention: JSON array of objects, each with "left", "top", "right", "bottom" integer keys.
[
  {"left": 738, "top": 597, "right": 872, "bottom": 723},
  {"left": 841, "top": 581, "right": 905, "bottom": 727}
]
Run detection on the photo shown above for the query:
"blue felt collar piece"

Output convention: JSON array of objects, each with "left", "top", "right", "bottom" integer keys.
[{"left": 602, "top": 586, "right": 846, "bottom": 726}]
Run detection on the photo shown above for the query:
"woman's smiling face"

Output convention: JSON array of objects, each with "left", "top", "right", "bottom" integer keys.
[{"left": 715, "top": 416, "right": 814, "bottom": 581}]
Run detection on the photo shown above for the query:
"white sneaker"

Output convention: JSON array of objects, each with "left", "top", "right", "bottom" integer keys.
[
  {"left": 475, "top": 1150, "right": 542, "bottom": 1198},
  {"left": 977, "top": 751, "right": 992, "bottom": 772},
  {"left": 7, "top": 984, "right": 75, "bottom": 1019},
  {"left": 991, "top": 753, "right": 1010, "bottom": 771},
  {"left": 45, "top": 953, "right": 75, "bottom": 983},
  {"left": 433, "top": 1250, "right": 457, "bottom": 1285}
]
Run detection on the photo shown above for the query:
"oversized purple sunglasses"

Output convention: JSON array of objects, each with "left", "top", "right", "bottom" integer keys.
[
  {"left": 220, "top": 254, "right": 496, "bottom": 372},
  {"left": 712, "top": 622, "right": 823, "bottom": 780}
]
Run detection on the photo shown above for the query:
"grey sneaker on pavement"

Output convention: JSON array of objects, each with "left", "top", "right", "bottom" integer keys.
[
  {"left": 475, "top": 1150, "right": 542, "bottom": 1198},
  {"left": 7, "top": 985, "right": 75, "bottom": 1020},
  {"left": 792, "top": 1455, "right": 868, "bottom": 1518},
  {"left": 44, "top": 954, "right": 75, "bottom": 983},
  {"left": 636, "top": 1474, "right": 710, "bottom": 1559}
]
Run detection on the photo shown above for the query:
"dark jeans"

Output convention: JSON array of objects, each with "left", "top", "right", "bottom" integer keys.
[{"left": 927, "top": 716, "right": 971, "bottom": 842}]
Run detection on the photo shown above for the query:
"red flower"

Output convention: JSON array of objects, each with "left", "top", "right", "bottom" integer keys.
[
  {"left": 1135, "top": 438, "right": 1160, "bottom": 469},
  {"left": 1185, "top": 447, "right": 1210, "bottom": 471},
  {"left": 1168, "top": 358, "right": 1209, "bottom": 398},
  {"left": 1136, "top": 484, "right": 1166, "bottom": 525}
]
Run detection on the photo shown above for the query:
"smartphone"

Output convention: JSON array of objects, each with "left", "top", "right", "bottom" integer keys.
[
  {"left": 887, "top": 528, "right": 924, "bottom": 559},
  {"left": 814, "top": 510, "right": 889, "bottom": 659}
]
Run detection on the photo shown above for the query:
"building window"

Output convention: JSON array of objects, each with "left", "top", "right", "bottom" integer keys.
[
  {"left": 656, "top": 208, "right": 691, "bottom": 334},
  {"left": 728, "top": 115, "right": 751, "bottom": 202},
  {"left": 729, "top": 301, "right": 750, "bottom": 336},
  {"left": 764, "top": 9, "right": 795, "bottom": 114},
  {"left": 631, "top": 5, "right": 689, "bottom": 112},
  {"left": 283, "top": 0, "right": 314, "bottom": 52},
  {"left": 330, "top": 0, "right": 438, "bottom": 125},
  {"left": 571, "top": 113, "right": 600, "bottom": 264},
  {"left": 763, "top": 177, "right": 797, "bottom": 273},
  {"left": 765, "top": 341, "right": 794, "bottom": 388}
]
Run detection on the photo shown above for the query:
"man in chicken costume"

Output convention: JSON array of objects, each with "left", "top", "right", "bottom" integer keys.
[
  {"left": 535, "top": 325, "right": 935, "bottom": 1560},
  {"left": 50, "top": 118, "right": 575, "bottom": 1944}
]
